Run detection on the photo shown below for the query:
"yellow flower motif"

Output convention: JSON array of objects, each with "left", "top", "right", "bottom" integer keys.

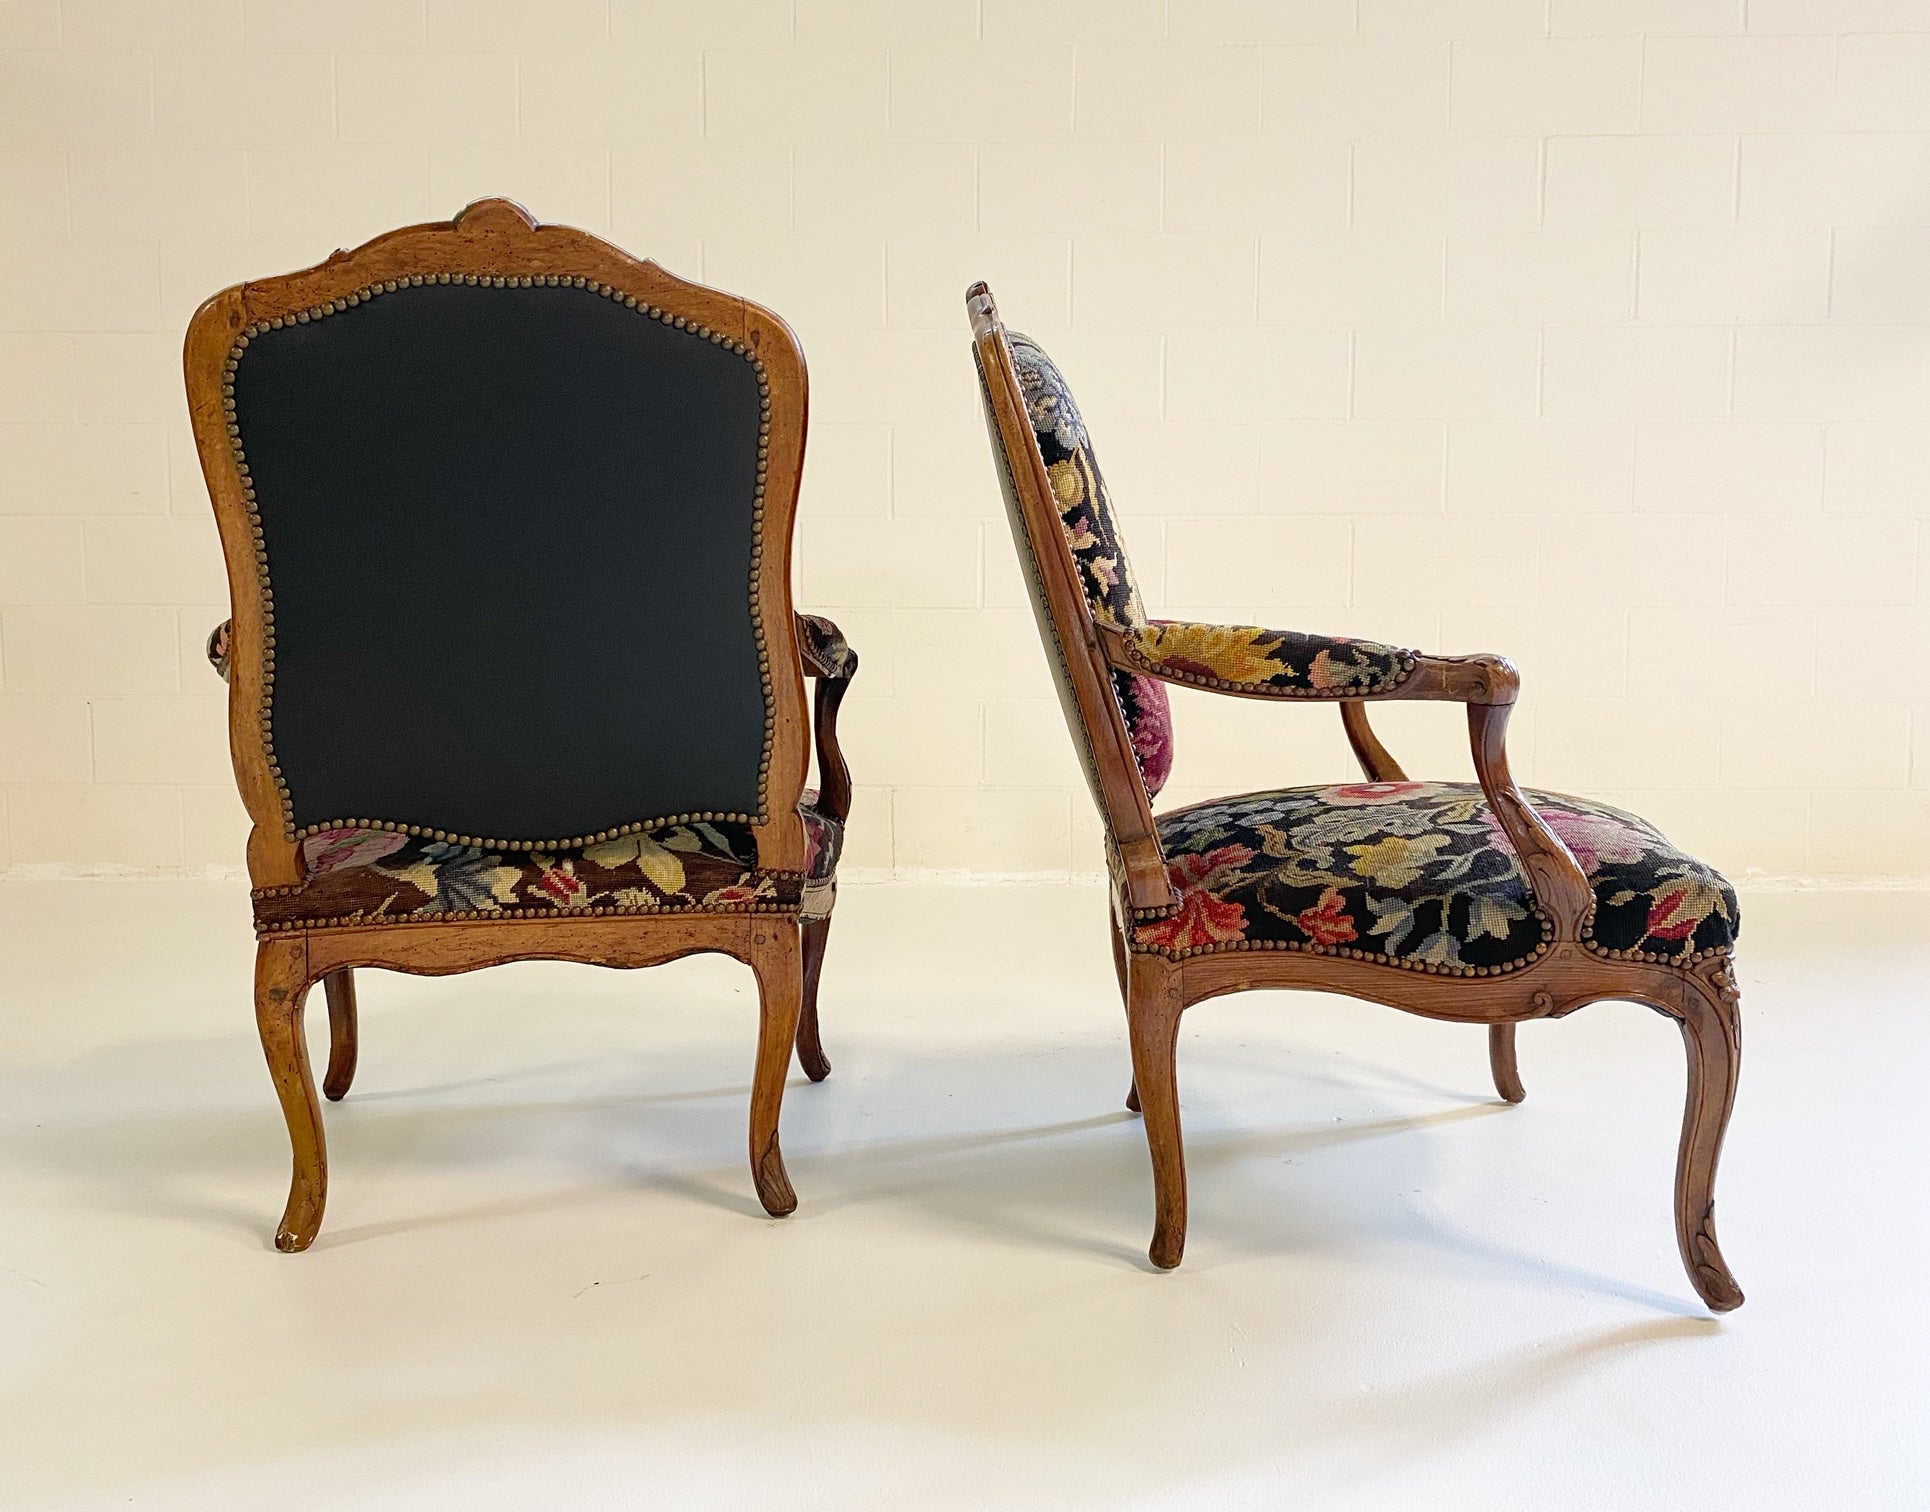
[
  {"left": 1047, "top": 459, "right": 1086, "bottom": 508},
  {"left": 582, "top": 833, "right": 687, "bottom": 895},
  {"left": 1144, "top": 623, "right": 1282, "bottom": 685},
  {"left": 1345, "top": 833, "right": 1451, "bottom": 888}
]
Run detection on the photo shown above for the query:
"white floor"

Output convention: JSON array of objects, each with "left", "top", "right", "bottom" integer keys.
[{"left": 0, "top": 879, "right": 1924, "bottom": 1510}]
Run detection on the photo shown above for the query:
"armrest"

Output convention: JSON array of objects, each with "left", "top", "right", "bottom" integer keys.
[
  {"left": 794, "top": 611, "right": 858, "bottom": 825},
  {"left": 1097, "top": 618, "right": 1590, "bottom": 938},
  {"left": 207, "top": 619, "right": 232, "bottom": 682},
  {"left": 796, "top": 611, "right": 857, "bottom": 683},
  {"left": 1095, "top": 619, "right": 1517, "bottom": 705}
]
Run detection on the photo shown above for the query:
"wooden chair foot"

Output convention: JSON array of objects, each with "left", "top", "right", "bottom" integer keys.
[
  {"left": 796, "top": 914, "right": 832, "bottom": 1083},
  {"left": 1126, "top": 956, "right": 1187, "bottom": 1270},
  {"left": 321, "top": 969, "right": 358, "bottom": 1101},
  {"left": 1675, "top": 970, "right": 1745, "bottom": 1311},
  {"left": 1489, "top": 1022, "right": 1525, "bottom": 1104},
  {"left": 256, "top": 938, "right": 325, "bottom": 1252},
  {"left": 1125, "top": 1079, "right": 1141, "bottom": 1114},
  {"left": 747, "top": 923, "right": 803, "bottom": 1217}
]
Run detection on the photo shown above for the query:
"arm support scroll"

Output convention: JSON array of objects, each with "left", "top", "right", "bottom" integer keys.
[
  {"left": 795, "top": 612, "right": 857, "bottom": 826},
  {"left": 207, "top": 619, "right": 233, "bottom": 682}
]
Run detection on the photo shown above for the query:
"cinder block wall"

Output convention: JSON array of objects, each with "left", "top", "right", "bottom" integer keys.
[{"left": 2, "top": 1, "right": 1926, "bottom": 879}]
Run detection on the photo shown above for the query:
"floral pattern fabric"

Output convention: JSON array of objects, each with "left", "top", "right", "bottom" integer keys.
[
  {"left": 1126, "top": 619, "right": 1414, "bottom": 698},
  {"left": 1135, "top": 781, "right": 1738, "bottom": 970},
  {"left": 1007, "top": 332, "right": 1173, "bottom": 797},
  {"left": 797, "top": 612, "right": 856, "bottom": 682},
  {"left": 254, "top": 800, "right": 842, "bottom": 931}
]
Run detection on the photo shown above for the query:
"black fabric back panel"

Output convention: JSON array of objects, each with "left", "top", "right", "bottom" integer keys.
[{"left": 230, "top": 282, "right": 768, "bottom": 842}]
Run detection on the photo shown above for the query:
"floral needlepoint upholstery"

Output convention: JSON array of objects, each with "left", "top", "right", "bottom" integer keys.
[
  {"left": 1007, "top": 331, "right": 1173, "bottom": 797},
  {"left": 254, "top": 800, "right": 843, "bottom": 931},
  {"left": 1135, "top": 781, "right": 1738, "bottom": 971},
  {"left": 796, "top": 612, "right": 856, "bottom": 682},
  {"left": 1125, "top": 619, "right": 1415, "bottom": 698}
]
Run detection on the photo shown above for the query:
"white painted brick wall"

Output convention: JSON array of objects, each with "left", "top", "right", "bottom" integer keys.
[{"left": 1, "top": 0, "right": 1925, "bottom": 880}]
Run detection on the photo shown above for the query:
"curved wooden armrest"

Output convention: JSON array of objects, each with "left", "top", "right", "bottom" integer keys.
[
  {"left": 1093, "top": 620, "right": 1519, "bottom": 707},
  {"left": 1096, "top": 621, "right": 1589, "bottom": 938},
  {"left": 794, "top": 611, "right": 857, "bottom": 824},
  {"left": 207, "top": 619, "right": 232, "bottom": 682}
]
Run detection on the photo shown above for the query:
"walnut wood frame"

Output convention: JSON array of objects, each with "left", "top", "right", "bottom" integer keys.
[
  {"left": 188, "top": 200, "right": 838, "bottom": 1252},
  {"left": 969, "top": 282, "right": 1743, "bottom": 1312}
]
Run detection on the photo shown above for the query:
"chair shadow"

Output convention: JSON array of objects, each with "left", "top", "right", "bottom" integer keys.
[
  {"left": 1305, "top": 1316, "right": 1724, "bottom": 1493},
  {"left": 1, "top": 1014, "right": 1699, "bottom": 1313}
]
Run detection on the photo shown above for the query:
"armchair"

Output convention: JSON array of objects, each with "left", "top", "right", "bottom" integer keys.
[
  {"left": 187, "top": 200, "right": 857, "bottom": 1251},
  {"left": 968, "top": 282, "right": 1743, "bottom": 1310}
]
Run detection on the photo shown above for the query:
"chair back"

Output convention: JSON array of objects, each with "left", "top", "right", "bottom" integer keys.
[
  {"left": 187, "top": 200, "right": 811, "bottom": 883},
  {"left": 967, "top": 284, "right": 1175, "bottom": 914}
]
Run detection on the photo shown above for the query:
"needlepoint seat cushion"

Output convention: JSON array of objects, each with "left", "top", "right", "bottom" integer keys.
[
  {"left": 253, "top": 798, "right": 842, "bottom": 932},
  {"left": 1136, "top": 781, "right": 1738, "bottom": 971}
]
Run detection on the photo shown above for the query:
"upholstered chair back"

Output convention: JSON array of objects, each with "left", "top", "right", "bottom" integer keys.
[
  {"left": 1000, "top": 334, "right": 1175, "bottom": 800},
  {"left": 971, "top": 289, "right": 1178, "bottom": 915},
  {"left": 223, "top": 273, "right": 781, "bottom": 854}
]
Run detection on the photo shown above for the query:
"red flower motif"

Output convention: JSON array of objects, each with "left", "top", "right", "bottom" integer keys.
[
  {"left": 1294, "top": 888, "right": 1357, "bottom": 946},
  {"left": 1644, "top": 886, "right": 1699, "bottom": 940},
  {"left": 1329, "top": 782, "right": 1426, "bottom": 802},
  {"left": 534, "top": 865, "right": 585, "bottom": 906},
  {"left": 1138, "top": 844, "right": 1255, "bottom": 949},
  {"left": 1139, "top": 890, "right": 1248, "bottom": 950},
  {"left": 1128, "top": 676, "right": 1173, "bottom": 794}
]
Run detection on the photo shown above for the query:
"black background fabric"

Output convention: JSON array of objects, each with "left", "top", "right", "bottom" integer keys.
[{"left": 231, "top": 282, "right": 768, "bottom": 841}]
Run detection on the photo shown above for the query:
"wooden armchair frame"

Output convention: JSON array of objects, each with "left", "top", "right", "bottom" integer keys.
[
  {"left": 969, "top": 282, "right": 1742, "bottom": 1310},
  {"left": 188, "top": 200, "right": 854, "bottom": 1251}
]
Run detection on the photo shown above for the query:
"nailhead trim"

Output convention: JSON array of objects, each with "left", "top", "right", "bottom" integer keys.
[
  {"left": 223, "top": 273, "right": 777, "bottom": 851},
  {"left": 1119, "top": 635, "right": 1419, "bottom": 700},
  {"left": 282, "top": 811, "right": 759, "bottom": 852},
  {"left": 254, "top": 894, "right": 807, "bottom": 935},
  {"left": 1132, "top": 905, "right": 1556, "bottom": 974},
  {"left": 1577, "top": 908, "right": 1731, "bottom": 966}
]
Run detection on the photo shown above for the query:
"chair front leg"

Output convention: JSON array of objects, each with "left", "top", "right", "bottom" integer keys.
[
  {"left": 746, "top": 922, "right": 803, "bottom": 1217},
  {"left": 255, "top": 936, "right": 325, "bottom": 1252},
  {"left": 1126, "top": 952, "right": 1187, "bottom": 1269},
  {"left": 1675, "top": 963, "right": 1745, "bottom": 1311}
]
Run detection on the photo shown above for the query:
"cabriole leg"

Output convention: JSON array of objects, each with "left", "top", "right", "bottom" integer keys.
[
  {"left": 321, "top": 969, "right": 358, "bottom": 1101},
  {"left": 1674, "top": 967, "right": 1745, "bottom": 1312},
  {"left": 746, "top": 923, "right": 803, "bottom": 1217},
  {"left": 796, "top": 914, "right": 832, "bottom": 1083},
  {"left": 1126, "top": 954, "right": 1187, "bottom": 1269},
  {"left": 1111, "top": 902, "right": 1142, "bottom": 1113},
  {"left": 1489, "top": 1022, "right": 1525, "bottom": 1104},
  {"left": 255, "top": 937, "right": 325, "bottom": 1252}
]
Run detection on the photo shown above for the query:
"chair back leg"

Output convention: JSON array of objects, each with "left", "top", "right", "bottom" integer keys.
[
  {"left": 1488, "top": 1022, "right": 1526, "bottom": 1103},
  {"left": 321, "top": 969, "right": 359, "bottom": 1101},
  {"left": 795, "top": 915, "right": 833, "bottom": 1083}
]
